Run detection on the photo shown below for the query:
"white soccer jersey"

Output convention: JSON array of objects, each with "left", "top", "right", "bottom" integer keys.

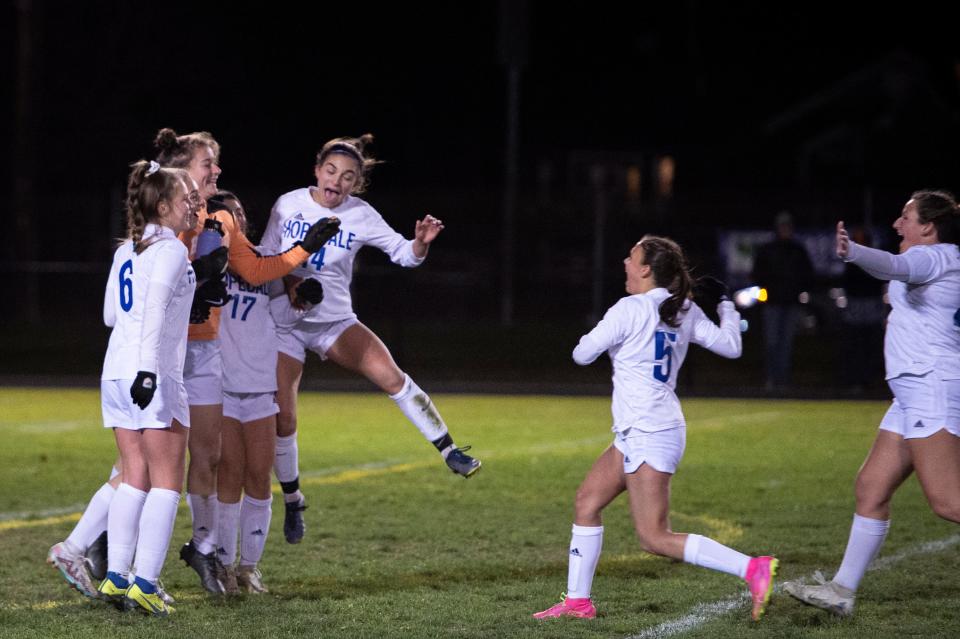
[
  {"left": 573, "top": 288, "right": 742, "bottom": 433},
  {"left": 845, "top": 242, "right": 960, "bottom": 379},
  {"left": 101, "top": 224, "right": 195, "bottom": 382},
  {"left": 260, "top": 188, "right": 424, "bottom": 327},
  {"left": 220, "top": 265, "right": 283, "bottom": 393}
]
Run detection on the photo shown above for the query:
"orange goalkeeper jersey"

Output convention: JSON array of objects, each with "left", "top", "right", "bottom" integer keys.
[{"left": 180, "top": 203, "right": 310, "bottom": 341}]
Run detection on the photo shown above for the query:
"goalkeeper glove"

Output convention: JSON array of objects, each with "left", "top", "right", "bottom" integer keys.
[
  {"left": 191, "top": 246, "right": 228, "bottom": 281},
  {"left": 294, "top": 279, "right": 324, "bottom": 306},
  {"left": 297, "top": 217, "right": 341, "bottom": 253}
]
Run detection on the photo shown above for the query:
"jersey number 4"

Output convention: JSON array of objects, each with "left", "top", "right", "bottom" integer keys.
[{"left": 653, "top": 330, "right": 677, "bottom": 382}]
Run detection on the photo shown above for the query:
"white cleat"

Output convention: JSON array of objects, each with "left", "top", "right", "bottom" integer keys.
[
  {"left": 784, "top": 571, "right": 855, "bottom": 617},
  {"left": 47, "top": 542, "right": 98, "bottom": 598}
]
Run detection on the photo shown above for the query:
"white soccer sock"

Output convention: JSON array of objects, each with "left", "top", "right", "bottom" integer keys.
[
  {"left": 833, "top": 514, "right": 890, "bottom": 591},
  {"left": 106, "top": 483, "right": 147, "bottom": 576},
  {"left": 65, "top": 482, "right": 115, "bottom": 553},
  {"left": 566, "top": 524, "right": 603, "bottom": 599},
  {"left": 239, "top": 494, "right": 273, "bottom": 567},
  {"left": 132, "top": 488, "right": 180, "bottom": 583},
  {"left": 217, "top": 499, "right": 242, "bottom": 566},
  {"left": 389, "top": 374, "right": 449, "bottom": 443},
  {"left": 683, "top": 534, "right": 751, "bottom": 578},
  {"left": 275, "top": 434, "right": 300, "bottom": 484},
  {"left": 187, "top": 493, "right": 219, "bottom": 555}
]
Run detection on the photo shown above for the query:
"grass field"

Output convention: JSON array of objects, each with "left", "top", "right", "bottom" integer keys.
[{"left": 0, "top": 388, "right": 957, "bottom": 638}]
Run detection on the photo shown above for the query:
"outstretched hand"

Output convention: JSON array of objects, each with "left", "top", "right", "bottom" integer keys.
[
  {"left": 413, "top": 215, "right": 445, "bottom": 258},
  {"left": 836, "top": 221, "right": 850, "bottom": 259}
]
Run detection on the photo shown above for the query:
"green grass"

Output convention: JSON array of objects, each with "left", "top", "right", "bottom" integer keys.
[{"left": 0, "top": 389, "right": 957, "bottom": 638}]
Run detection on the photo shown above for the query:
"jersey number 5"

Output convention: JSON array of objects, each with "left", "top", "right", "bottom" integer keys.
[
  {"left": 119, "top": 259, "right": 133, "bottom": 312},
  {"left": 653, "top": 330, "right": 677, "bottom": 382}
]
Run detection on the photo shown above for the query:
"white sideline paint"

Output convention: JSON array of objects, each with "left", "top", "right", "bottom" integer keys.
[{"left": 625, "top": 534, "right": 960, "bottom": 639}]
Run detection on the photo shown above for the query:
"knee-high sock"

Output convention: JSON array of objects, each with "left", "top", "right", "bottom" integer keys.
[
  {"left": 217, "top": 499, "right": 242, "bottom": 566},
  {"left": 132, "top": 488, "right": 180, "bottom": 583},
  {"left": 833, "top": 514, "right": 890, "bottom": 591},
  {"left": 239, "top": 495, "right": 273, "bottom": 567},
  {"left": 389, "top": 374, "right": 448, "bottom": 443},
  {"left": 187, "top": 493, "right": 219, "bottom": 555},
  {"left": 274, "top": 434, "right": 302, "bottom": 502},
  {"left": 65, "top": 482, "right": 115, "bottom": 553},
  {"left": 106, "top": 483, "right": 147, "bottom": 577},
  {"left": 683, "top": 534, "right": 751, "bottom": 578},
  {"left": 567, "top": 524, "right": 603, "bottom": 599}
]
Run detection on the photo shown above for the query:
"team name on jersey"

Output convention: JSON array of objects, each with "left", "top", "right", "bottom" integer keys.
[
  {"left": 281, "top": 216, "right": 357, "bottom": 251},
  {"left": 225, "top": 272, "right": 269, "bottom": 295}
]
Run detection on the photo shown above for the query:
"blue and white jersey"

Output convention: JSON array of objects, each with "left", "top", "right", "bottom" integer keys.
[
  {"left": 573, "top": 288, "right": 742, "bottom": 433},
  {"left": 845, "top": 242, "right": 960, "bottom": 380},
  {"left": 101, "top": 224, "right": 195, "bottom": 382},
  {"left": 220, "top": 260, "right": 283, "bottom": 394},
  {"left": 261, "top": 188, "right": 424, "bottom": 327}
]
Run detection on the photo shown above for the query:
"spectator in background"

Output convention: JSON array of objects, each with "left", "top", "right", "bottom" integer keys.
[
  {"left": 838, "top": 225, "right": 885, "bottom": 392},
  {"left": 751, "top": 211, "right": 814, "bottom": 391}
]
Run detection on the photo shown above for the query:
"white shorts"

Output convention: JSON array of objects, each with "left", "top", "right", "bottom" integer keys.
[
  {"left": 880, "top": 372, "right": 960, "bottom": 439},
  {"left": 184, "top": 339, "right": 223, "bottom": 405},
  {"left": 276, "top": 318, "right": 358, "bottom": 362},
  {"left": 223, "top": 391, "right": 279, "bottom": 423},
  {"left": 101, "top": 378, "right": 190, "bottom": 430},
  {"left": 613, "top": 426, "right": 686, "bottom": 474}
]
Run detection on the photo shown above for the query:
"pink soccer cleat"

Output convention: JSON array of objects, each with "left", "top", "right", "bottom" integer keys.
[
  {"left": 745, "top": 555, "right": 778, "bottom": 621},
  {"left": 533, "top": 595, "right": 596, "bottom": 619}
]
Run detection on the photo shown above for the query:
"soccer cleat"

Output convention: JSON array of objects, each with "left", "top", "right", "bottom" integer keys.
[
  {"left": 124, "top": 581, "right": 174, "bottom": 616},
  {"left": 445, "top": 446, "right": 482, "bottom": 478},
  {"left": 784, "top": 570, "right": 855, "bottom": 617},
  {"left": 745, "top": 555, "right": 778, "bottom": 621},
  {"left": 533, "top": 595, "right": 596, "bottom": 619},
  {"left": 218, "top": 562, "right": 239, "bottom": 595},
  {"left": 85, "top": 530, "right": 108, "bottom": 581},
  {"left": 179, "top": 540, "right": 225, "bottom": 594},
  {"left": 97, "top": 573, "right": 129, "bottom": 610},
  {"left": 284, "top": 498, "right": 307, "bottom": 544},
  {"left": 156, "top": 579, "right": 176, "bottom": 606},
  {"left": 47, "top": 541, "right": 98, "bottom": 598},
  {"left": 236, "top": 565, "right": 268, "bottom": 594}
]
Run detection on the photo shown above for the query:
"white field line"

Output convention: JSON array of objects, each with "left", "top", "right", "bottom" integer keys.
[{"left": 625, "top": 533, "right": 960, "bottom": 639}]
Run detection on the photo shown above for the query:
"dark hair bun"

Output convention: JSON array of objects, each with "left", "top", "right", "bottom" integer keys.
[{"left": 154, "top": 128, "right": 179, "bottom": 151}]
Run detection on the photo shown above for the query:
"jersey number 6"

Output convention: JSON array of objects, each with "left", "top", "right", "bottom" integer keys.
[{"left": 119, "top": 259, "right": 134, "bottom": 312}]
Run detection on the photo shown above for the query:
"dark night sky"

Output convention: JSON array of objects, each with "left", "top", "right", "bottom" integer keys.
[{"left": 5, "top": 1, "right": 960, "bottom": 257}]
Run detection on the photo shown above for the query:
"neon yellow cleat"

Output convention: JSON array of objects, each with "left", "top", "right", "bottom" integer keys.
[{"left": 124, "top": 581, "right": 174, "bottom": 616}]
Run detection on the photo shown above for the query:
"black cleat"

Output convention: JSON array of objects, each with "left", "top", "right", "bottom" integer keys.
[
  {"left": 283, "top": 499, "right": 307, "bottom": 544},
  {"left": 179, "top": 540, "right": 225, "bottom": 594},
  {"left": 85, "top": 530, "right": 108, "bottom": 581},
  {"left": 445, "top": 446, "right": 482, "bottom": 478}
]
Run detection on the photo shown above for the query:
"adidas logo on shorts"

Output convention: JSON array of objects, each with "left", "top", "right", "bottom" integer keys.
[{"left": 251, "top": 529, "right": 265, "bottom": 536}]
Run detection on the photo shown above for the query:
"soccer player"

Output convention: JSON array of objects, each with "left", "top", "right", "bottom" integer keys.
[
  {"left": 93, "top": 160, "right": 198, "bottom": 616},
  {"left": 532, "top": 236, "right": 778, "bottom": 622},
  {"left": 784, "top": 191, "right": 960, "bottom": 616},
  {"left": 211, "top": 192, "right": 301, "bottom": 594},
  {"left": 261, "top": 134, "right": 481, "bottom": 544},
  {"left": 153, "top": 129, "right": 340, "bottom": 592}
]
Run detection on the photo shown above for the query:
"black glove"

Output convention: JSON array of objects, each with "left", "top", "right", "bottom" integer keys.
[
  {"left": 693, "top": 275, "right": 730, "bottom": 309},
  {"left": 297, "top": 217, "right": 341, "bottom": 253},
  {"left": 192, "top": 246, "right": 229, "bottom": 281},
  {"left": 130, "top": 371, "right": 157, "bottom": 410},
  {"left": 294, "top": 278, "right": 324, "bottom": 306},
  {"left": 189, "top": 278, "right": 231, "bottom": 324}
]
